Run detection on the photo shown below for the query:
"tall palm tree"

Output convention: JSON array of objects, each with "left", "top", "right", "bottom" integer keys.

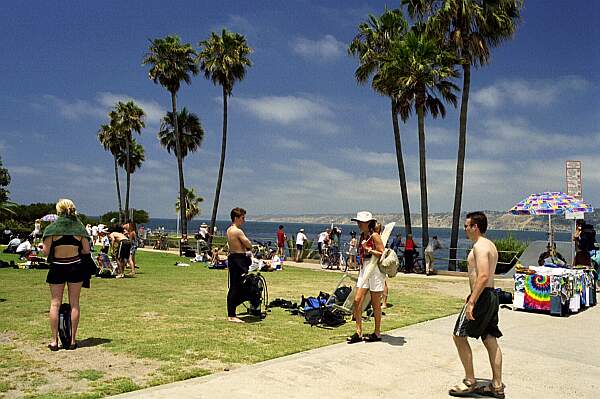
[
  {"left": 157, "top": 107, "right": 204, "bottom": 159},
  {"left": 98, "top": 123, "right": 125, "bottom": 220},
  {"left": 175, "top": 187, "right": 204, "bottom": 223},
  {"left": 198, "top": 29, "right": 252, "bottom": 246},
  {"left": 143, "top": 35, "right": 198, "bottom": 238},
  {"left": 349, "top": 9, "right": 414, "bottom": 235},
  {"left": 380, "top": 30, "right": 459, "bottom": 249},
  {"left": 111, "top": 101, "right": 145, "bottom": 220},
  {"left": 117, "top": 139, "right": 145, "bottom": 175},
  {"left": 404, "top": 0, "right": 522, "bottom": 269}
]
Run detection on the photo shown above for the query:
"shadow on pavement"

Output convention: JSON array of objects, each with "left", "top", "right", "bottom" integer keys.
[{"left": 382, "top": 335, "right": 406, "bottom": 346}]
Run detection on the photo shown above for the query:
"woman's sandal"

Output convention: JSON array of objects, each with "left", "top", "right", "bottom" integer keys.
[
  {"left": 47, "top": 343, "right": 59, "bottom": 352},
  {"left": 67, "top": 342, "right": 78, "bottom": 350},
  {"left": 477, "top": 382, "right": 505, "bottom": 399},
  {"left": 346, "top": 332, "right": 363, "bottom": 344},
  {"left": 363, "top": 333, "right": 382, "bottom": 342},
  {"left": 448, "top": 379, "right": 478, "bottom": 397}
]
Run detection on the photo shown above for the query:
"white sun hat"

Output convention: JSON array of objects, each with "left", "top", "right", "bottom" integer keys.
[{"left": 351, "top": 211, "right": 376, "bottom": 223}]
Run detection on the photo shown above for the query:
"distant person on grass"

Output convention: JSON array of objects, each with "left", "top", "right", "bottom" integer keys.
[
  {"left": 108, "top": 225, "right": 131, "bottom": 278},
  {"left": 449, "top": 211, "right": 504, "bottom": 398},
  {"left": 42, "top": 198, "right": 91, "bottom": 351},
  {"left": 226, "top": 207, "right": 253, "bottom": 323},
  {"left": 295, "top": 228, "right": 308, "bottom": 262},
  {"left": 276, "top": 225, "right": 287, "bottom": 257},
  {"left": 424, "top": 235, "right": 442, "bottom": 276}
]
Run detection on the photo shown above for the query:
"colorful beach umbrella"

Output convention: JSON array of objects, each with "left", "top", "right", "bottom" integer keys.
[
  {"left": 40, "top": 214, "right": 58, "bottom": 222},
  {"left": 509, "top": 192, "right": 593, "bottom": 216}
]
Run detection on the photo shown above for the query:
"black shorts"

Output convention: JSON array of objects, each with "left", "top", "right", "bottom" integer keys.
[
  {"left": 453, "top": 287, "right": 502, "bottom": 340},
  {"left": 46, "top": 261, "right": 86, "bottom": 284},
  {"left": 296, "top": 244, "right": 303, "bottom": 251},
  {"left": 318, "top": 242, "right": 323, "bottom": 254},
  {"left": 117, "top": 240, "right": 131, "bottom": 261}
]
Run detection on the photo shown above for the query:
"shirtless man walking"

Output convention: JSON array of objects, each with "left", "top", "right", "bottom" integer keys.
[
  {"left": 449, "top": 211, "right": 504, "bottom": 398},
  {"left": 226, "top": 207, "right": 252, "bottom": 323}
]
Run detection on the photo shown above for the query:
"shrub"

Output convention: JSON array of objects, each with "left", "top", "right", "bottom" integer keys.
[{"left": 493, "top": 235, "right": 527, "bottom": 274}]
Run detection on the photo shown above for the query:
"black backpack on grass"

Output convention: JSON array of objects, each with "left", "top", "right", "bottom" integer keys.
[{"left": 58, "top": 303, "right": 72, "bottom": 348}]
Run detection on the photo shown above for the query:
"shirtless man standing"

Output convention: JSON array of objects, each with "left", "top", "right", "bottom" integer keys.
[
  {"left": 226, "top": 207, "right": 252, "bottom": 323},
  {"left": 449, "top": 211, "right": 504, "bottom": 398}
]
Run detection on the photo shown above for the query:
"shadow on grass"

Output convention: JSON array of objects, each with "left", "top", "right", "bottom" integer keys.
[
  {"left": 238, "top": 314, "right": 264, "bottom": 324},
  {"left": 382, "top": 335, "right": 406, "bottom": 346},
  {"left": 78, "top": 337, "right": 112, "bottom": 348}
]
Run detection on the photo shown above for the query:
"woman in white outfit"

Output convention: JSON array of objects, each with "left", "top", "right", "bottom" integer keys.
[{"left": 347, "top": 211, "right": 385, "bottom": 343}]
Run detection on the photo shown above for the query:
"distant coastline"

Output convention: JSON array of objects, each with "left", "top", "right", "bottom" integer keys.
[{"left": 248, "top": 210, "right": 600, "bottom": 232}]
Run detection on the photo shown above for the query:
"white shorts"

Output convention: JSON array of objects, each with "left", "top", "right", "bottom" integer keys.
[{"left": 356, "top": 263, "right": 386, "bottom": 292}]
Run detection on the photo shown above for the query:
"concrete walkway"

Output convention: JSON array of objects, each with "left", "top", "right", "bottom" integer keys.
[{"left": 114, "top": 303, "right": 600, "bottom": 398}]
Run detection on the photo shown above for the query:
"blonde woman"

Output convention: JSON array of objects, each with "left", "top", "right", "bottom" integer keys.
[
  {"left": 42, "top": 199, "right": 91, "bottom": 351},
  {"left": 347, "top": 211, "right": 385, "bottom": 344}
]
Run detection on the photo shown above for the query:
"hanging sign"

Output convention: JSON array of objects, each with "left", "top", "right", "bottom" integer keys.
[{"left": 565, "top": 160, "right": 582, "bottom": 199}]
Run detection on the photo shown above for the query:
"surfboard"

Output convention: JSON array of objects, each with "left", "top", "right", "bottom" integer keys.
[{"left": 361, "top": 222, "right": 395, "bottom": 282}]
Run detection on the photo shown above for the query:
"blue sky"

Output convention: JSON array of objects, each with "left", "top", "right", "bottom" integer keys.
[{"left": 1, "top": 1, "right": 599, "bottom": 218}]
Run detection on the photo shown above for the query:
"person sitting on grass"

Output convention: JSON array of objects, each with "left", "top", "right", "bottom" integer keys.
[{"left": 210, "top": 247, "right": 228, "bottom": 267}]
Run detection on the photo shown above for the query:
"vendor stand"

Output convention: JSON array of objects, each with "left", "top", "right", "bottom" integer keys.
[
  {"left": 509, "top": 192, "right": 596, "bottom": 316},
  {"left": 513, "top": 265, "right": 596, "bottom": 316}
]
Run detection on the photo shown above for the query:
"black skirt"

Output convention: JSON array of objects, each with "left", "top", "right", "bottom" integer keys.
[{"left": 46, "top": 261, "right": 86, "bottom": 284}]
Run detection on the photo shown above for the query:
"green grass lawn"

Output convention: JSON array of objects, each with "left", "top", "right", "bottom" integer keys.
[{"left": 0, "top": 248, "right": 463, "bottom": 398}]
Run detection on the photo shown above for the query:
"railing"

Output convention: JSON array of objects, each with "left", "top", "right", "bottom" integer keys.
[{"left": 437, "top": 247, "right": 521, "bottom": 271}]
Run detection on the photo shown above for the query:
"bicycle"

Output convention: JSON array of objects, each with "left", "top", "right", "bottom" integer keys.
[
  {"left": 397, "top": 250, "right": 425, "bottom": 274},
  {"left": 320, "top": 245, "right": 343, "bottom": 270}
]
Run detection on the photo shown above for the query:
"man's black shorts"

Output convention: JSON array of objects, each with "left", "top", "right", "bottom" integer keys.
[{"left": 453, "top": 287, "right": 502, "bottom": 340}]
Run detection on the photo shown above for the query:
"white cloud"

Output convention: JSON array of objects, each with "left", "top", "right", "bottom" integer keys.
[
  {"left": 211, "top": 15, "right": 257, "bottom": 36},
  {"left": 472, "top": 76, "right": 589, "bottom": 110},
  {"left": 291, "top": 34, "right": 345, "bottom": 61},
  {"left": 231, "top": 95, "right": 340, "bottom": 134},
  {"left": 475, "top": 118, "right": 581, "bottom": 156},
  {"left": 339, "top": 147, "right": 396, "bottom": 166},
  {"left": 273, "top": 137, "right": 306, "bottom": 150},
  {"left": 7, "top": 166, "right": 38, "bottom": 176},
  {"left": 39, "top": 92, "right": 166, "bottom": 125}
]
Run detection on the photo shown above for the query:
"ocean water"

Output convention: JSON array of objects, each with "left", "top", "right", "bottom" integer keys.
[{"left": 144, "top": 218, "right": 571, "bottom": 270}]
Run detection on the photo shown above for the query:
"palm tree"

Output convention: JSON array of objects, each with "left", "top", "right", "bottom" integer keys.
[
  {"left": 157, "top": 107, "right": 204, "bottom": 159},
  {"left": 143, "top": 35, "right": 198, "bottom": 238},
  {"left": 111, "top": 101, "right": 145, "bottom": 220},
  {"left": 98, "top": 123, "right": 125, "bottom": 220},
  {"left": 117, "top": 139, "right": 145, "bottom": 175},
  {"left": 380, "top": 30, "right": 459, "bottom": 249},
  {"left": 175, "top": 187, "right": 204, "bottom": 223},
  {"left": 349, "top": 8, "right": 414, "bottom": 235},
  {"left": 198, "top": 29, "right": 252, "bottom": 246},
  {"left": 403, "top": 0, "right": 522, "bottom": 269}
]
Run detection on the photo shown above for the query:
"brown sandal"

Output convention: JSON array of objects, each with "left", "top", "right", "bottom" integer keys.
[
  {"left": 448, "top": 379, "right": 478, "bottom": 397},
  {"left": 477, "top": 382, "right": 505, "bottom": 399}
]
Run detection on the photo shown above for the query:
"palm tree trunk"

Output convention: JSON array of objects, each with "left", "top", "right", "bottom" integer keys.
[
  {"left": 171, "top": 92, "right": 187, "bottom": 239},
  {"left": 125, "top": 135, "right": 131, "bottom": 221},
  {"left": 417, "top": 102, "right": 429, "bottom": 254},
  {"left": 209, "top": 87, "right": 228, "bottom": 248},
  {"left": 449, "top": 64, "right": 471, "bottom": 271},
  {"left": 114, "top": 156, "right": 123, "bottom": 222},
  {"left": 391, "top": 99, "right": 412, "bottom": 235}
]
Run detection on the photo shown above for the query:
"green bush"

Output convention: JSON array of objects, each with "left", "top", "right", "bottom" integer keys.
[{"left": 493, "top": 235, "right": 527, "bottom": 274}]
